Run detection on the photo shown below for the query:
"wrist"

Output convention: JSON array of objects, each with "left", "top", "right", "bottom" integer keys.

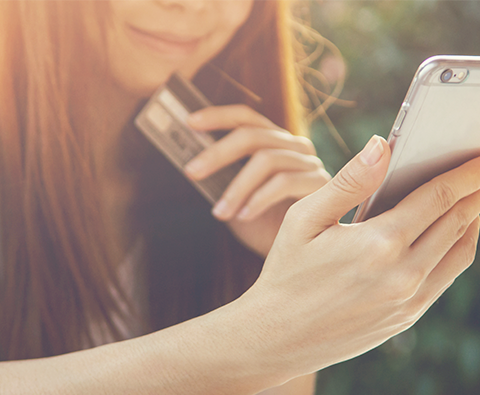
[
  {"left": 0, "top": 288, "right": 295, "bottom": 395},
  {"left": 144, "top": 295, "right": 291, "bottom": 394},
  {"left": 213, "top": 289, "right": 297, "bottom": 388}
]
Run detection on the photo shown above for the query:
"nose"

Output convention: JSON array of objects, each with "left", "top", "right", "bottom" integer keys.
[{"left": 154, "top": 0, "right": 209, "bottom": 12}]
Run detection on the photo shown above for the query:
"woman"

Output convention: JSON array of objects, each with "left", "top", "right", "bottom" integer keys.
[{"left": 1, "top": 1, "right": 480, "bottom": 394}]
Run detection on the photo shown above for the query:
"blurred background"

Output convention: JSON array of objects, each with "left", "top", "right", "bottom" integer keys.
[{"left": 304, "top": 1, "right": 480, "bottom": 394}]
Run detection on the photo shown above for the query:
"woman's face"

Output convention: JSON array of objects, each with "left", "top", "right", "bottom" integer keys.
[{"left": 105, "top": 0, "right": 255, "bottom": 97}]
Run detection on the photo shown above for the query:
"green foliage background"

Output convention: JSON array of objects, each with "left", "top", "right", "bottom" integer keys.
[{"left": 308, "top": 1, "right": 480, "bottom": 394}]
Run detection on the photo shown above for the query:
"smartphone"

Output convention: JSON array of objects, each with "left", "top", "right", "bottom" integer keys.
[
  {"left": 134, "top": 73, "right": 242, "bottom": 204},
  {"left": 353, "top": 55, "right": 480, "bottom": 222}
]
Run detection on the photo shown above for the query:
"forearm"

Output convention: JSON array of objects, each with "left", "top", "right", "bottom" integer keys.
[
  {"left": 0, "top": 298, "right": 289, "bottom": 395},
  {"left": 257, "top": 373, "right": 317, "bottom": 395}
]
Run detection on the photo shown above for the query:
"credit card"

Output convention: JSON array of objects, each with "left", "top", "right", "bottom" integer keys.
[{"left": 135, "top": 73, "right": 243, "bottom": 204}]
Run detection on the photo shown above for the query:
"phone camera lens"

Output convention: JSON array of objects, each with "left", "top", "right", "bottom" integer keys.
[{"left": 441, "top": 69, "right": 453, "bottom": 83}]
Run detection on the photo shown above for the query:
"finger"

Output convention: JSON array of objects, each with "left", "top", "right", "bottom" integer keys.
[
  {"left": 409, "top": 190, "right": 480, "bottom": 276},
  {"left": 425, "top": 216, "right": 479, "bottom": 288},
  {"left": 236, "top": 169, "right": 332, "bottom": 221},
  {"left": 407, "top": 217, "right": 479, "bottom": 318},
  {"left": 282, "top": 135, "right": 390, "bottom": 241},
  {"left": 399, "top": 279, "right": 453, "bottom": 334},
  {"left": 379, "top": 156, "right": 480, "bottom": 246},
  {"left": 184, "top": 128, "right": 316, "bottom": 180},
  {"left": 211, "top": 149, "right": 324, "bottom": 220},
  {"left": 187, "top": 104, "right": 279, "bottom": 131}
]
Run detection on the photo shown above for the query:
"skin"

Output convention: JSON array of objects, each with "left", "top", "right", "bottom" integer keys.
[
  {"left": 91, "top": 0, "right": 323, "bottom": 393},
  {"left": 93, "top": 0, "right": 331, "bottom": 259},
  {"left": 1, "top": 1, "right": 479, "bottom": 394},
  {"left": 105, "top": 0, "right": 255, "bottom": 95},
  {"left": 186, "top": 106, "right": 330, "bottom": 257},
  {"left": 2, "top": 136, "right": 480, "bottom": 394}
]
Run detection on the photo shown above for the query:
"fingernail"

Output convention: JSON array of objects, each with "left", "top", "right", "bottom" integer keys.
[
  {"left": 184, "top": 160, "right": 205, "bottom": 179},
  {"left": 212, "top": 199, "right": 230, "bottom": 219},
  {"left": 360, "top": 135, "right": 384, "bottom": 166},
  {"left": 237, "top": 206, "right": 250, "bottom": 221},
  {"left": 188, "top": 112, "right": 203, "bottom": 125}
]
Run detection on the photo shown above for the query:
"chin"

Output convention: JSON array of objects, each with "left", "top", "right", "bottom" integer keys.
[
  {"left": 112, "top": 63, "right": 205, "bottom": 100},
  {"left": 111, "top": 71, "right": 171, "bottom": 100}
]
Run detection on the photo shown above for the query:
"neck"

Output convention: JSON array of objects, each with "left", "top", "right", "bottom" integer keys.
[
  {"left": 85, "top": 79, "right": 149, "bottom": 254},
  {"left": 93, "top": 81, "right": 144, "bottom": 141}
]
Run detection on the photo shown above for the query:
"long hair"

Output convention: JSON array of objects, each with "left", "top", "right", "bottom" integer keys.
[{"left": 0, "top": 0, "right": 303, "bottom": 360}]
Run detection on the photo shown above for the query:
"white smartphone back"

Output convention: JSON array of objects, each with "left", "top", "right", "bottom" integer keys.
[{"left": 354, "top": 55, "right": 480, "bottom": 222}]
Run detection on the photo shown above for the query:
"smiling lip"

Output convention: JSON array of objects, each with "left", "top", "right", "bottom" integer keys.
[{"left": 126, "top": 25, "right": 201, "bottom": 57}]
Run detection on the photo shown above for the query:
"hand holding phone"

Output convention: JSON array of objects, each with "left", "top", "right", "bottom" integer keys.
[{"left": 354, "top": 55, "right": 480, "bottom": 222}]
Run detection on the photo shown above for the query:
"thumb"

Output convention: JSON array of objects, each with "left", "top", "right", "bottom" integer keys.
[{"left": 285, "top": 135, "right": 391, "bottom": 241}]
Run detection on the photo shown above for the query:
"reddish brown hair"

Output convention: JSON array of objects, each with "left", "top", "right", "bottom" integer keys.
[{"left": 0, "top": 0, "right": 303, "bottom": 360}]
